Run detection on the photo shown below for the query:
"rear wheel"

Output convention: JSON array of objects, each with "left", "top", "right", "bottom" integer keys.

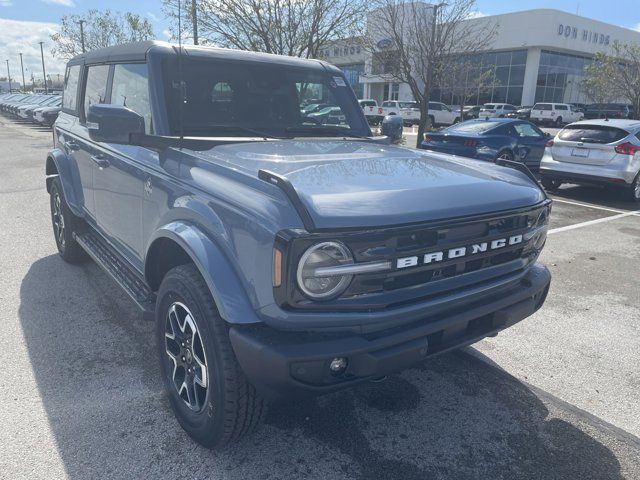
[
  {"left": 49, "top": 177, "right": 86, "bottom": 264},
  {"left": 555, "top": 116, "right": 563, "bottom": 126},
  {"left": 541, "top": 177, "right": 562, "bottom": 191},
  {"left": 156, "top": 264, "right": 266, "bottom": 448},
  {"left": 496, "top": 150, "right": 514, "bottom": 161},
  {"left": 623, "top": 174, "right": 640, "bottom": 203}
]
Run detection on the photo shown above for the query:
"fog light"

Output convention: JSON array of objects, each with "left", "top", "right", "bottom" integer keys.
[{"left": 329, "top": 357, "right": 348, "bottom": 376}]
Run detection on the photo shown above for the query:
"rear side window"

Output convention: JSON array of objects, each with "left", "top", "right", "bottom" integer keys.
[
  {"left": 445, "top": 121, "right": 495, "bottom": 133},
  {"left": 111, "top": 63, "right": 152, "bottom": 133},
  {"left": 429, "top": 102, "right": 442, "bottom": 111},
  {"left": 83, "top": 65, "right": 110, "bottom": 120},
  {"left": 382, "top": 101, "right": 394, "bottom": 107},
  {"left": 558, "top": 125, "right": 628, "bottom": 144},
  {"left": 360, "top": 101, "right": 376, "bottom": 107},
  {"left": 556, "top": 105, "right": 568, "bottom": 110},
  {"left": 533, "top": 103, "right": 552, "bottom": 110},
  {"left": 483, "top": 104, "right": 495, "bottom": 109},
  {"left": 62, "top": 65, "right": 80, "bottom": 113}
]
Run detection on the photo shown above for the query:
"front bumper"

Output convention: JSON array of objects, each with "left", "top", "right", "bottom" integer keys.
[{"left": 229, "top": 263, "right": 551, "bottom": 398}]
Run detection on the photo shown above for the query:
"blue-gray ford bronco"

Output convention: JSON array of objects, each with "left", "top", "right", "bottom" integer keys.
[{"left": 46, "top": 41, "right": 551, "bottom": 448}]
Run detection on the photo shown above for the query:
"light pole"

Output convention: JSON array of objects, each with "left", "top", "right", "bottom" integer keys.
[
  {"left": 5, "top": 60, "right": 11, "bottom": 93},
  {"left": 191, "top": 0, "right": 199, "bottom": 45},
  {"left": 426, "top": 2, "right": 447, "bottom": 128},
  {"left": 39, "top": 41, "right": 48, "bottom": 94},
  {"left": 19, "top": 53, "right": 26, "bottom": 93},
  {"left": 78, "top": 19, "right": 86, "bottom": 53}
]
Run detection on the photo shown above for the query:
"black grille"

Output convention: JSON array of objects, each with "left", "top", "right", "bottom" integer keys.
[{"left": 277, "top": 203, "right": 549, "bottom": 311}]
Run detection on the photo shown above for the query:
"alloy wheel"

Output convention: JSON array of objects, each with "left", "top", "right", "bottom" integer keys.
[
  {"left": 164, "top": 302, "right": 209, "bottom": 412},
  {"left": 52, "top": 191, "right": 66, "bottom": 249}
]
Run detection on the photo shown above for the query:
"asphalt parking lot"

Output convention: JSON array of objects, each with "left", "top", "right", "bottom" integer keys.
[{"left": 1, "top": 117, "right": 639, "bottom": 480}]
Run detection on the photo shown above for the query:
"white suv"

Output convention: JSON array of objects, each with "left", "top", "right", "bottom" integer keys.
[
  {"left": 478, "top": 103, "right": 517, "bottom": 118},
  {"left": 530, "top": 103, "right": 583, "bottom": 126}
]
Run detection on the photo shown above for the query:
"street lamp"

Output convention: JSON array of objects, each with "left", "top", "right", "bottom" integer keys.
[
  {"left": 5, "top": 59, "right": 11, "bottom": 93},
  {"left": 39, "top": 41, "right": 48, "bottom": 94},
  {"left": 19, "top": 53, "right": 26, "bottom": 93}
]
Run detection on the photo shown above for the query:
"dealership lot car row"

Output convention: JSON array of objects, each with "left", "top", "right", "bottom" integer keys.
[{"left": 0, "top": 92, "right": 62, "bottom": 127}]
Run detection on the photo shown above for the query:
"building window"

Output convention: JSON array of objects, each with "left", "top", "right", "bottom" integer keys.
[
  {"left": 433, "top": 49, "right": 527, "bottom": 106},
  {"left": 391, "top": 83, "right": 399, "bottom": 100},
  {"left": 535, "top": 50, "right": 592, "bottom": 104}
]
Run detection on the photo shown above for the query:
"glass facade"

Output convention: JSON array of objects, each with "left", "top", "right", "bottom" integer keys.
[
  {"left": 432, "top": 49, "right": 527, "bottom": 106},
  {"left": 535, "top": 50, "right": 592, "bottom": 103},
  {"left": 340, "top": 63, "right": 365, "bottom": 98}
]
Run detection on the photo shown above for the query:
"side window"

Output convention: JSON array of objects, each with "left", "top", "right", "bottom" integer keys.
[
  {"left": 514, "top": 123, "right": 543, "bottom": 137},
  {"left": 556, "top": 105, "right": 568, "bottom": 111},
  {"left": 382, "top": 101, "right": 393, "bottom": 107},
  {"left": 83, "top": 65, "right": 110, "bottom": 121},
  {"left": 62, "top": 65, "right": 80, "bottom": 113},
  {"left": 429, "top": 102, "right": 442, "bottom": 111},
  {"left": 111, "top": 63, "right": 152, "bottom": 134}
]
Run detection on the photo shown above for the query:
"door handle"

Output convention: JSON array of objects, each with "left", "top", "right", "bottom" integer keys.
[
  {"left": 65, "top": 140, "right": 80, "bottom": 152},
  {"left": 90, "top": 153, "right": 110, "bottom": 168}
]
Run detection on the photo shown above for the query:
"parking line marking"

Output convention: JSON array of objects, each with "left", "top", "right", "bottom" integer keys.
[
  {"left": 551, "top": 198, "right": 632, "bottom": 214},
  {"left": 548, "top": 210, "right": 640, "bottom": 234}
]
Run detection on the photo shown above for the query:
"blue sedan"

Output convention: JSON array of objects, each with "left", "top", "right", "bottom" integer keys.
[{"left": 420, "top": 118, "right": 550, "bottom": 171}]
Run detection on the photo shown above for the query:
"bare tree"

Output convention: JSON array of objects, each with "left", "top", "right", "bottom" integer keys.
[
  {"left": 51, "top": 10, "right": 154, "bottom": 59},
  {"left": 581, "top": 41, "right": 640, "bottom": 119},
  {"left": 163, "top": 0, "right": 367, "bottom": 59},
  {"left": 363, "top": 0, "right": 497, "bottom": 147}
]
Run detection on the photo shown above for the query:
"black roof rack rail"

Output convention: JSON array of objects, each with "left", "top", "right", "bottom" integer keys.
[{"left": 258, "top": 169, "right": 316, "bottom": 231}]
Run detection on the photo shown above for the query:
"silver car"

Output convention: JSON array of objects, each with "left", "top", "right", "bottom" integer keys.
[{"left": 539, "top": 119, "right": 640, "bottom": 202}]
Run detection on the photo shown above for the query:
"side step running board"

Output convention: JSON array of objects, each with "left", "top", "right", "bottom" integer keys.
[{"left": 74, "top": 231, "right": 156, "bottom": 318}]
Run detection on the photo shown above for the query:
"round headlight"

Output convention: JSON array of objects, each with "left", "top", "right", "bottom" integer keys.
[{"left": 296, "top": 241, "right": 354, "bottom": 300}]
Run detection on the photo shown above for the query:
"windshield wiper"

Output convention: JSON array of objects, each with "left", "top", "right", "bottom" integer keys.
[
  {"left": 185, "top": 125, "right": 292, "bottom": 140},
  {"left": 285, "top": 126, "right": 368, "bottom": 139}
]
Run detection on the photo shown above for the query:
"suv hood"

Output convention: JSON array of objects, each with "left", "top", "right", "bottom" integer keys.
[{"left": 195, "top": 140, "right": 545, "bottom": 229}]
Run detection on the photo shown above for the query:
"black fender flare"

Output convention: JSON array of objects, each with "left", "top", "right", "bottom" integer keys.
[
  {"left": 45, "top": 148, "right": 85, "bottom": 218},
  {"left": 145, "top": 221, "right": 261, "bottom": 325}
]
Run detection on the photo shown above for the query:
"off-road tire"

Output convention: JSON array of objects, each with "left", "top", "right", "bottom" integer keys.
[
  {"left": 156, "top": 264, "right": 266, "bottom": 448},
  {"left": 49, "top": 177, "right": 87, "bottom": 263},
  {"left": 541, "top": 177, "right": 562, "bottom": 191}
]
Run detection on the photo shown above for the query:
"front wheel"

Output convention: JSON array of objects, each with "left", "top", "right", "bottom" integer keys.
[
  {"left": 156, "top": 264, "right": 266, "bottom": 448},
  {"left": 555, "top": 116, "right": 563, "bottom": 126}
]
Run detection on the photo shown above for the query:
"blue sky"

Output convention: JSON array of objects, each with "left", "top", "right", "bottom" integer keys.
[{"left": 1, "top": 0, "right": 639, "bottom": 78}]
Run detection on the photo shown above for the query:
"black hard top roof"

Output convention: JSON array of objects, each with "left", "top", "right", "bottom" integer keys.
[{"left": 67, "top": 40, "right": 337, "bottom": 73}]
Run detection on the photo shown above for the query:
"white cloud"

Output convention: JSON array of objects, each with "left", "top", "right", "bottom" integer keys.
[
  {"left": 0, "top": 0, "right": 13, "bottom": 6},
  {"left": 0, "top": 18, "right": 66, "bottom": 85},
  {"left": 467, "top": 11, "right": 487, "bottom": 19},
  {"left": 41, "top": 0, "right": 75, "bottom": 6}
]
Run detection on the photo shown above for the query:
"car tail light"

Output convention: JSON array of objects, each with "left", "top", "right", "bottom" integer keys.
[
  {"left": 464, "top": 139, "right": 478, "bottom": 147},
  {"left": 546, "top": 139, "right": 554, "bottom": 147},
  {"left": 614, "top": 142, "right": 640, "bottom": 155}
]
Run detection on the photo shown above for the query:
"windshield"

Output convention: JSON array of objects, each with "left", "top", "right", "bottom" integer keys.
[
  {"left": 161, "top": 57, "right": 370, "bottom": 138},
  {"left": 399, "top": 102, "right": 418, "bottom": 109}
]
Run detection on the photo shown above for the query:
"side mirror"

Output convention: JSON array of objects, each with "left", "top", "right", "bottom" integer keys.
[
  {"left": 87, "top": 104, "right": 145, "bottom": 144},
  {"left": 381, "top": 114, "right": 403, "bottom": 144}
]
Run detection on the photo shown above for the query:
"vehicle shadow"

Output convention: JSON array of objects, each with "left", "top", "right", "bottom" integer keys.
[
  {"left": 550, "top": 183, "right": 638, "bottom": 211},
  {"left": 18, "top": 255, "right": 631, "bottom": 479}
]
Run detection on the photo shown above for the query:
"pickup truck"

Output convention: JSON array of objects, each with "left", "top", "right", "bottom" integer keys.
[
  {"left": 373, "top": 100, "right": 459, "bottom": 127},
  {"left": 46, "top": 41, "right": 551, "bottom": 449}
]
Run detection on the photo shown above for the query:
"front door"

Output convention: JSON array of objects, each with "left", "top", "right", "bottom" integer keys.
[{"left": 93, "top": 63, "right": 153, "bottom": 266}]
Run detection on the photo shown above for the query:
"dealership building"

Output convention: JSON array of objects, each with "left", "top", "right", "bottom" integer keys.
[{"left": 320, "top": 8, "right": 640, "bottom": 106}]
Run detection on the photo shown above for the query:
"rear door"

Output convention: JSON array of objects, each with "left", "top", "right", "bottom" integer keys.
[{"left": 551, "top": 124, "right": 629, "bottom": 165}]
